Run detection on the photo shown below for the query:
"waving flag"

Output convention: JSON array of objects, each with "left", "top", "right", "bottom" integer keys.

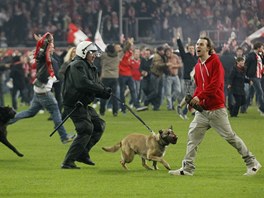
[
  {"left": 240, "top": 26, "right": 264, "bottom": 53},
  {"left": 94, "top": 30, "right": 106, "bottom": 52},
  {"left": 67, "top": 23, "right": 90, "bottom": 45},
  {"left": 94, "top": 10, "right": 106, "bottom": 52},
  {"left": 247, "top": 26, "right": 264, "bottom": 42}
]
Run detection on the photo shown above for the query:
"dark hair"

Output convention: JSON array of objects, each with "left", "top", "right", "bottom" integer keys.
[
  {"left": 199, "top": 36, "right": 214, "bottom": 55},
  {"left": 236, "top": 56, "right": 245, "bottom": 62},
  {"left": 106, "top": 44, "right": 115, "bottom": 54},
  {"left": 236, "top": 46, "right": 243, "bottom": 51},
  {"left": 145, "top": 48, "right": 151, "bottom": 52},
  {"left": 186, "top": 43, "right": 194, "bottom": 50},
  {"left": 253, "top": 42, "right": 263, "bottom": 50},
  {"left": 157, "top": 46, "right": 164, "bottom": 51}
]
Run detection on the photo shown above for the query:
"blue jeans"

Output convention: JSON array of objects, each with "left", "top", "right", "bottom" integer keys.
[
  {"left": 164, "top": 75, "right": 182, "bottom": 109},
  {"left": 9, "top": 92, "right": 68, "bottom": 141},
  {"left": 250, "top": 77, "right": 264, "bottom": 112},
  {"left": 100, "top": 78, "right": 119, "bottom": 115},
  {"left": 118, "top": 75, "right": 140, "bottom": 112}
]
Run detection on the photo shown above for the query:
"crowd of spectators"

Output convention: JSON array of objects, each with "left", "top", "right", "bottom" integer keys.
[{"left": 0, "top": 0, "right": 263, "bottom": 47}]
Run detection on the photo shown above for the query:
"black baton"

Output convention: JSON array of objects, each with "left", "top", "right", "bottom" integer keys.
[{"left": 49, "top": 101, "right": 83, "bottom": 137}]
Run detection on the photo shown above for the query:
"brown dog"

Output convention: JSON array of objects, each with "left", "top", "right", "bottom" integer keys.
[
  {"left": 0, "top": 106, "right": 24, "bottom": 157},
  {"left": 102, "top": 127, "right": 178, "bottom": 170}
]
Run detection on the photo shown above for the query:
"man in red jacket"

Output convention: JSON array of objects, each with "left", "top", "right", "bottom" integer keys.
[
  {"left": 118, "top": 38, "right": 147, "bottom": 113},
  {"left": 169, "top": 37, "right": 261, "bottom": 176}
]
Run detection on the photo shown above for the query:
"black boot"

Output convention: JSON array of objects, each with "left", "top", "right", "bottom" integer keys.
[
  {"left": 61, "top": 161, "right": 80, "bottom": 169},
  {"left": 76, "top": 155, "right": 95, "bottom": 166}
]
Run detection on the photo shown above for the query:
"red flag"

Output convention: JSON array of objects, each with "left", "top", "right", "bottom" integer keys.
[{"left": 67, "top": 23, "right": 90, "bottom": 45}]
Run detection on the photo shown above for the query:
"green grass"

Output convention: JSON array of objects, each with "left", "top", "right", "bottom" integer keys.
[{"left": 0, "top": 95, "right": 263, "bottom": 198}]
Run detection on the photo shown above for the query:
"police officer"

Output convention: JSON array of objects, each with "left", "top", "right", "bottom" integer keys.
[{"left": 61, "top": 41, "right": 112, "bottom": 169}]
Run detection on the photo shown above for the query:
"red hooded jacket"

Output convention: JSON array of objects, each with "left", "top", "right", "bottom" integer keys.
[{"left": 193, "top": 54, "right": 225, "bottom": 110}]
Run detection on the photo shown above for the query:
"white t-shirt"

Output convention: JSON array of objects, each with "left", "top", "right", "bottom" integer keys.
[{"left": 33, "top": 76, "right": 57, "bottom": 93}]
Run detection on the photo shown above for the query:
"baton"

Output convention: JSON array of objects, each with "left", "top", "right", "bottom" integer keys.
[
  {"left": 49, "top": 101, "right": 83, "bottom": 137},
  {"left": 110, "top": 93, "right": 154, "bottom": 134}
]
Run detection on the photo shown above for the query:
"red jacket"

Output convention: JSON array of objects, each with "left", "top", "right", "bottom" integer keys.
[
  {"left": 119, "top": 50, "right": 133, "bottom": 76},
  {"left": 130, "top": 58, "right": 141, "bottom": 81},
  {"left": 193, "top": 54, "right": 225, "bottom": 110}
]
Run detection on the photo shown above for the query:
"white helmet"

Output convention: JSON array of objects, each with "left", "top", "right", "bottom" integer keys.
[{"left": 76, "top": 41, "right": 98, "bottom": 59}]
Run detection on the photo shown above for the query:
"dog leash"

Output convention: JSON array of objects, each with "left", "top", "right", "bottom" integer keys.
[{"left": 111, "top": 93, "right": 155, "bottom": 135}]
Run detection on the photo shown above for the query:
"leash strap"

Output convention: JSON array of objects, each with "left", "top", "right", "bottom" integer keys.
[{"left": 111, "top": 93, "right": 154, "bottom": 134}]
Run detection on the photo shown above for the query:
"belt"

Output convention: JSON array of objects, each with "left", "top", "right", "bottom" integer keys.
[{"left": 36, "top": 92, "right": 48, "bottom": 96}]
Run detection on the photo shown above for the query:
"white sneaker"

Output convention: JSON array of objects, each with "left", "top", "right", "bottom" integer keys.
[
  {"left": 179, "top": 113, "right": 185, "bottom": 120},
  {"left": 38, "top": 110, "right": 45, "bottom": 114},
  {"left": 168, "top": 168, "right": 193, "bottom": 176},
  {"left": 244, "top": 161, "right": 262, "bottom": 176},
  {"left": 62, "top": 133, "right": 76, "bottom": 144},
  {"left": 179, "top": 114, "right": 188, "bottom": 120},
  {"left": 136, "top": 106, "right": 148, "bottom": 112},
  {"left": 177, "top": 105, "right": 182, "bottom": 115}
]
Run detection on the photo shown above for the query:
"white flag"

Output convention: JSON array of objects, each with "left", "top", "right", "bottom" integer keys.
[{"left": 94, "top": 30, "right": 106, "bottom": 52}]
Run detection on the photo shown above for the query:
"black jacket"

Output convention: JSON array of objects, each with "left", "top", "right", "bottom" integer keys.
[
  {"left": 177, "top": 38, "right": 197, "bottom": 80},
  {"left": 139, "top": 56, "right": 153, "bottom": 77},
  {"left": 63, "top": 56, "right": 107, "bottom": 107},
  {"left": 10, "top": 58, "right": 26, "bottom": 90},
  {"left": 229, "top": 66, "right": 249, "bottom": 95},
  {"left": 245, "top": 51, "right": 258, "bottom": 78},
  {"left": 220, "top": 51, "right": 236, "bottom": 83}
]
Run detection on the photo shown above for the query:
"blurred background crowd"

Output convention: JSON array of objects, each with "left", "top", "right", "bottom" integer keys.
[{"left": 0, "top": 0, "right": 263, "bottom": 47}]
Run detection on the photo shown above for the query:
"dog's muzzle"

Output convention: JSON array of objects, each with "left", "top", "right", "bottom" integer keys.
[{"left": 171, "top": 135, "right": 178, "bottom": 144}]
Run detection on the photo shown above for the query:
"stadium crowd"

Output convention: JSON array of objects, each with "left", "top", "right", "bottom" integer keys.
[{"left": 0, "top": 0, "right": 263, "bottom": 46}]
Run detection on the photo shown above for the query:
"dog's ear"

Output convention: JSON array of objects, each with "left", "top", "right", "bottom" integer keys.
[
  {"left": 169, "top": 125, "right": 173, "bottom": 130},
  {"left": 159, "top": 130, "right": 163, "bottom": 135}
]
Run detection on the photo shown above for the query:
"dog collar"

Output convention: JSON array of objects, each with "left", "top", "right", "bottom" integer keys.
[{"left": 158, "top": 138, "right": 170, "bottom": 147}]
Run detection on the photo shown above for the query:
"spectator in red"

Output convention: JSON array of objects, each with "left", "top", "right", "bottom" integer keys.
[
  {"left": 130, "top": 48, "right": 141, "bottom": 103},
  {"left": 118, "top": 38, "right": 147, "bottom": 113}
]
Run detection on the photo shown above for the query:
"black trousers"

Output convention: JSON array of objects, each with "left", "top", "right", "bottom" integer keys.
[
  {"left": 63, "top": 105, "right": 105, "bottom": 163},
  {"left": 143, "top": 74, "right": 163, "bottom": 110},
  {"left": 230, "top": 94, "right": 246, "bottom": 117}
]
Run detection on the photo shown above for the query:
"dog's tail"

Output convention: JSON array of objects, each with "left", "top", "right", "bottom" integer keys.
[{"left": 102, "top": 142, "right": 121, "bottom": 153}]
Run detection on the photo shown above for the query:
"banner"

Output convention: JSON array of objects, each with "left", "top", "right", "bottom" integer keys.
[{"left": 67, "top": 23, "right": 90, "bottom": 45}]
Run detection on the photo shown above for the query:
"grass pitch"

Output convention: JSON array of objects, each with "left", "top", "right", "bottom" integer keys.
[{"left": 0, "top": 96, "right": 263, "bottom": 198}]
